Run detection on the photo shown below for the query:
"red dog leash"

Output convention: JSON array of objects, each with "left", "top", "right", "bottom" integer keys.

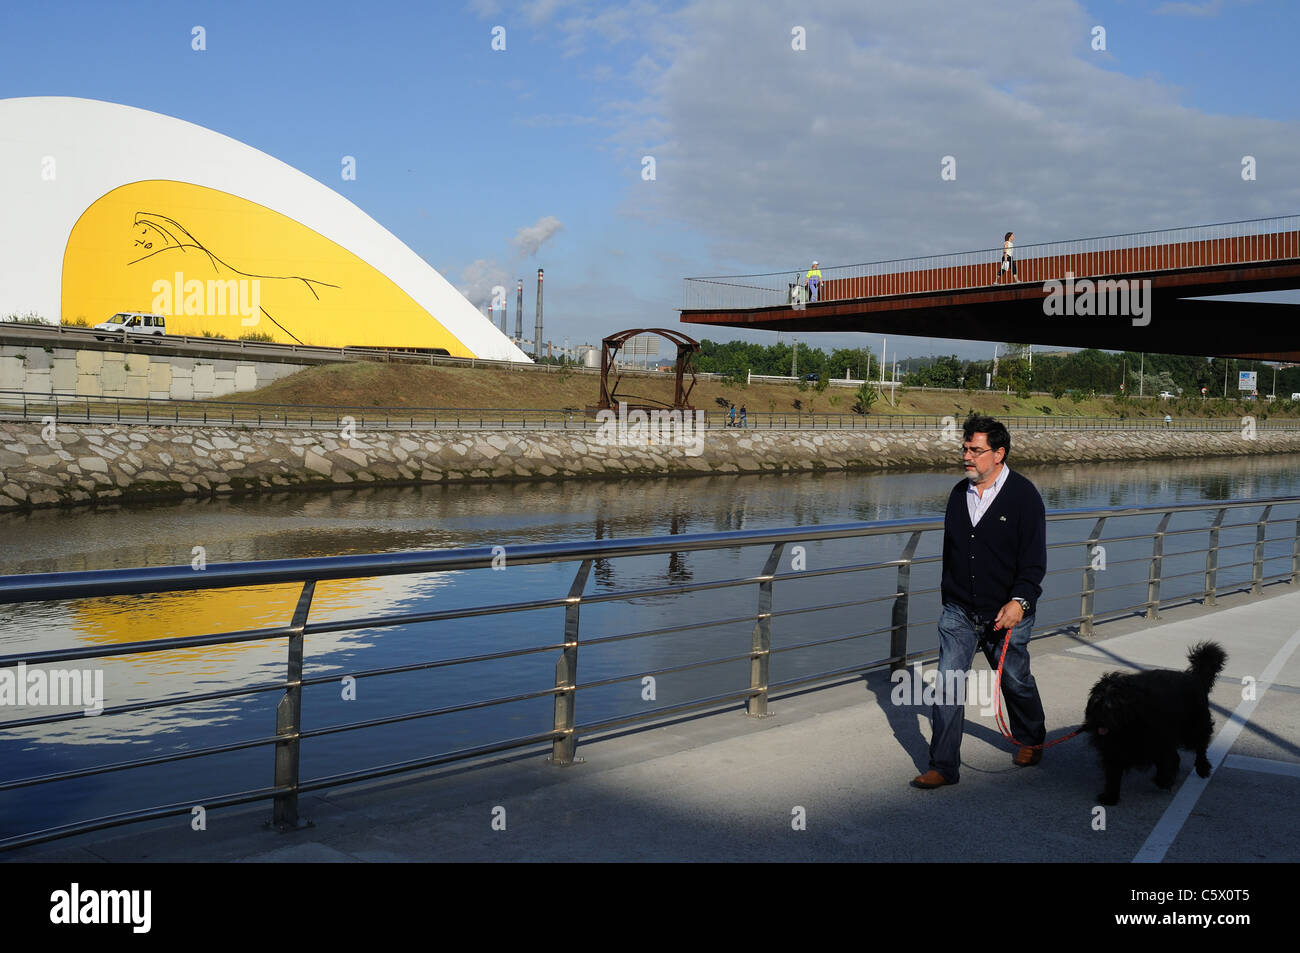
[{"left": 991, "top": 624, "right": 1085, "bottom": 750}]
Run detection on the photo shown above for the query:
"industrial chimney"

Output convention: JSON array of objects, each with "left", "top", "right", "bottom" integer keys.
[
  {"left": 515, "top": 279, "right": 523, "bottom": 342},
  {"left": 534, "top": 268, "right": 544, "bottom": 360}
]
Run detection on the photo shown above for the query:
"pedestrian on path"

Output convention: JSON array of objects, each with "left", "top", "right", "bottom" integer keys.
[
  {"left": 995, "top": 232, "right": 1017, "bottom": 283},
  {"left": 806, "top": 261, "right": 822, "bottom": 302},
  {"left": 912, "top": 414, "right": 1048, "bottom": 789}
]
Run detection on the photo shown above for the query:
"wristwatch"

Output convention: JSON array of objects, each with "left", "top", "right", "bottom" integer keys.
[{"left": 1012, "top": 597, "right": 1031, "bottom": 613}]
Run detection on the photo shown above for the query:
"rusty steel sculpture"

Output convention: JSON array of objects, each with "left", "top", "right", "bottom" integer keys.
[{"left": 597, "top": 328, "right": 701, "bottom": 411}]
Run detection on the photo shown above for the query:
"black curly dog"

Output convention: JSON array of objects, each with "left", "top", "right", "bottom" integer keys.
[{"left": 1082, "top": 641, "right": 1227, "bottom": 805}]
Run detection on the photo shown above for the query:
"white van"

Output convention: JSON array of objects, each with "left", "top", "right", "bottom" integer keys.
[{"left": 93, "top": 312, "right": 166, "bottom": 341}]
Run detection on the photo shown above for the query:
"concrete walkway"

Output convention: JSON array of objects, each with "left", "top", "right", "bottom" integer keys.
[{"left": 10, "top": 587, "right": 1300, "bottom": 863}]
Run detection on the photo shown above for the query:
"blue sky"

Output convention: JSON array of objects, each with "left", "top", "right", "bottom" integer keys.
[{"left": 2, "top": 0, "right": 1298, "bottom": 360}]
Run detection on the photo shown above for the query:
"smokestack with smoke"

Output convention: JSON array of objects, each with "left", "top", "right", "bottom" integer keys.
[{"left": 458, "top": 259, "right": 510, "bottom": 312}]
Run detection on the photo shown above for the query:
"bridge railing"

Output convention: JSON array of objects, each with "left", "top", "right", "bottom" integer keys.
[
  {"left": 2, "top": 496, "right": 1299, "bottom": 851},
  {"left": 682, "top": 213, "right": 1300, "bottom": 311}
]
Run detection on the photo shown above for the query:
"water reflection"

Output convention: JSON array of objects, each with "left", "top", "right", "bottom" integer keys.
[{"left": 5, "top": 455, "right": 1290, "bottom": 577}]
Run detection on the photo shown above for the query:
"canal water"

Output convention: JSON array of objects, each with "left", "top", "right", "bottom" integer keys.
[{"left": 3, "top": 453, "right": 1300, "bottom": 841}]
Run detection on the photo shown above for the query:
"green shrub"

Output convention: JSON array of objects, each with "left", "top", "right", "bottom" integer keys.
[{"left": 852, "top": 384, "right": 879, "bottom": 415}]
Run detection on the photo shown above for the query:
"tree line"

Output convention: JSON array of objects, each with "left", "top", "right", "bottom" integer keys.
[{"left": 691, "top": 339, "right": 1299, "bottom": 399}]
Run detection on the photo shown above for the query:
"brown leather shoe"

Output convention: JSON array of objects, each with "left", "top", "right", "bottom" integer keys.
[
  {"left": 911, "top": 769, "right": 957, "bottom": 789},
  {"left": 1014, "top": 747, "right": 1042, "bottom": 766}
]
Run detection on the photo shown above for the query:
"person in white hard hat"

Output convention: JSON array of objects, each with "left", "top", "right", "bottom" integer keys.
[{"left": 805, "top": 261, "right": 822, "bottom": 302}]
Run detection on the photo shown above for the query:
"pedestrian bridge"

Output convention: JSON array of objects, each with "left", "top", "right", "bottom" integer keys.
[{"left": 680, "top": 215, "right": 1300, "bottom": 361}]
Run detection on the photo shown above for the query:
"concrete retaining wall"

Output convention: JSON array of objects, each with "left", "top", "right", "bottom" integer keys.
[
  {"left": 0, "top": 344, "right": 307, "bottom": 401},
  {"left": 2, "top": 420, "right": 1298, "bottom": 511}
]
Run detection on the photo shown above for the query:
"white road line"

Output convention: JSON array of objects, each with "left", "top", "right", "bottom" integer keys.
[
  {"left": 1133, "top": 625, "right": 1300, "bottom": 863},
  {"left": 1223, "top": 754, "right": 1300, "bottom": 779}
]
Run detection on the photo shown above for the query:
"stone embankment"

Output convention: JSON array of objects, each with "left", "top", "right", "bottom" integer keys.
[{"left": 1, "top": 420, "right": 1297, "bottom": 510}]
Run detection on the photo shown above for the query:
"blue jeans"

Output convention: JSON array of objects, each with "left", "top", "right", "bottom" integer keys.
[{"left": 927, "top": 602, "right": 1045, "bottom": 782}]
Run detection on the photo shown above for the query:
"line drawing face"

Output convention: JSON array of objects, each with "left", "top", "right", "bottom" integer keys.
[{"left": 128, "top": 211, "right": 341, "bottom": 343}]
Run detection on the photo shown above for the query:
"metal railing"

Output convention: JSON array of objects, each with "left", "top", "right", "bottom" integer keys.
[
  {"left": 2, "top": 390, "right": 1298, "bottom": 433},
  {"left": 0, "top": 322, "right": 712, "bottom": 378},
  {"left": 0, "top": 321, "right": 545, "bottom": 369},
  {"left": 682, "top": 213, "right": 1300, "bottom": 310},
  {"left": 2, "top": 496, "right": 1299, "bottom": 851}
]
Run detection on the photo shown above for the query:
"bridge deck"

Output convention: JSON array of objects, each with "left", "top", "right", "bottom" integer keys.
[
  {"left": 8, "top": 587, "right": 1299, "bottom": 863},
  {"left": 679, "top": 218, "right": 1300, "bottom": 359}
]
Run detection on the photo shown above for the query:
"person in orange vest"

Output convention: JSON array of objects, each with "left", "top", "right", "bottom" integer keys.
[{"left": 806, "top": 261, "right": 822, "bottom": 302}]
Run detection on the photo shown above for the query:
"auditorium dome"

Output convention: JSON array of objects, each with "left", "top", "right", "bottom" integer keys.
[{"left": 0, "top": 97, "right": 530, "bottom": 361}]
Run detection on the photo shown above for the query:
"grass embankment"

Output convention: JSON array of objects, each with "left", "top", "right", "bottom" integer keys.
[{"left": 237, "top": 362, "right": 1293, "bottom": 420}]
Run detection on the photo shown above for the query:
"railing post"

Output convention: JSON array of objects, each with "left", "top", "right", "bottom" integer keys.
[
  {"left": 747, "top": 543, "right": 785, "bottom": 716},
  {"left": 1147, "top": 511, "right": 1173, "bottom": 620},
  {"left": 891, "top": 532, "right": 923, "bottom": 672},
  {"left": 1204, "top": 508, "right": 1227, "bottom": 605},
  {"left": 273, "top": 580, "right": 315, "bottom": 829},
  {"left": 1292, "top": 513, "right": 1300, "bottom": 584},
  {"left": 551, "top": 559, "right": 593, "bottom": 765},
  {"left": 1081, "top": 517, "right": 1107, "bottom": 636},
  {"left": 1253, "top": 505, "right": 1272, "bottom": 595}
]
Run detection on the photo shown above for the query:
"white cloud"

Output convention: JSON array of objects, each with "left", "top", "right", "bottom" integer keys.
[
  {"left": 610, "top": 0, "right": 1300, "bottom": 275},
  {"left": 512, "top": 215, "right": 565, "bottom": 257}
]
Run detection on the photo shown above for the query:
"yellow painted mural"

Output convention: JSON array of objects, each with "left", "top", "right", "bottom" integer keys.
[{"left": 61, "top": 179, "right": 470, "bottom": 354}]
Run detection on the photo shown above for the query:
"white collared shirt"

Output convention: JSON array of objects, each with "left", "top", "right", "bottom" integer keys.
[{"left": 967, "top": 462, "right": 1011, "bottom": 526}]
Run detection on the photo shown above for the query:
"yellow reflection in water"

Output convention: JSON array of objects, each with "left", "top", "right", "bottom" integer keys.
[{"left": 70, "top": 578, "right": 385, "bottom": 663}]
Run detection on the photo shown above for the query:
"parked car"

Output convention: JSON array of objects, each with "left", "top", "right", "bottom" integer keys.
[
  {"left": 804, "top": 373, "right": 820, "bottom": 382},
  {"left": 93, "top": 312, "right": 166, "bottom": 340}
]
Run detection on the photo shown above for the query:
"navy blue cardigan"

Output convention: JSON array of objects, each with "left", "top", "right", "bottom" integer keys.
[{"left": 940, "top": 467, "right": 1047, "bottom": 615}]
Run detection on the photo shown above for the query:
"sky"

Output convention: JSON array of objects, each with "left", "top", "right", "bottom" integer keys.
[{"left": 2, "top": 0, "right": 1298, "bottom": 361}]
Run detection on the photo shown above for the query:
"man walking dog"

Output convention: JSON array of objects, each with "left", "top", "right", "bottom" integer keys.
[{"left": 912, "top": 415, "right": 1048, "bottom": 788}]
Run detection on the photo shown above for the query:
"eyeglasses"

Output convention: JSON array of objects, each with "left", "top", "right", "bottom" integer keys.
[{"left": 960, "top": 445, "right": 995, "bottom": 457}]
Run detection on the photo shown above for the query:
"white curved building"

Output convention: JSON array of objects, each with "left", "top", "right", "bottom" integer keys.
[{"left": 0, "top": 96, "right": 531, "bottom": 361}]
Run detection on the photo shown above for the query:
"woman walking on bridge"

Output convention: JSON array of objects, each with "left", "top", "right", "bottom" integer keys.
[{"left": 995, "top": 231, "right": 1017, "bottom": 283}]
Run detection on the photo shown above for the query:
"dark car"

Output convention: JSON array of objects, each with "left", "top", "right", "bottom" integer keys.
[{"left": 804, "top": 373, "right": 820, "bottom": 382}]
